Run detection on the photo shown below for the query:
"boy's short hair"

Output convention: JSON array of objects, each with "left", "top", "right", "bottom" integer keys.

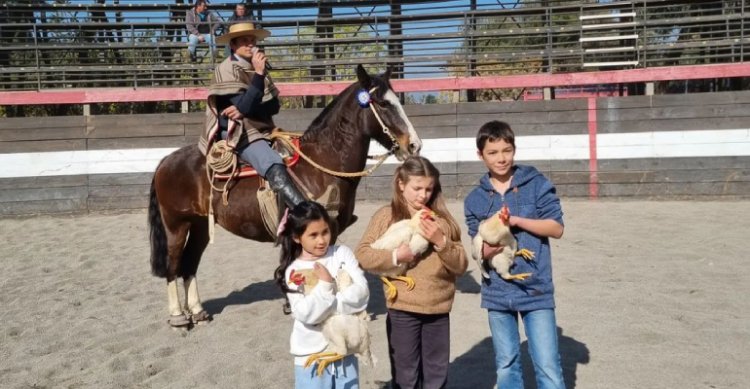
[{"left": 476, "top": 120, "right": 516, "bottom": 151}]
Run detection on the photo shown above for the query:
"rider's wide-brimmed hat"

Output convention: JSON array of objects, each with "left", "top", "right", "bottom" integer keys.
[{"left": 216, "top": 22, "right": 270, "bottom": 44}]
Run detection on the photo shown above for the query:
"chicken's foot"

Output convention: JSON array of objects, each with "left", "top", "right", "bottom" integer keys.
[
  {"left": 501, "top": 272, "right": 532, "bottom": 281},
  {"left": 304, "top": 352, "right": 345, "bottom": 376},
  {"left": 381, "top": 276, "right": 399, "bottom": 302},
  {"left": 515, "top": 249, "right": 535, "bottom": 261},
  {"left": 381, "top": 275, "right": 415, "bottom": 302}
]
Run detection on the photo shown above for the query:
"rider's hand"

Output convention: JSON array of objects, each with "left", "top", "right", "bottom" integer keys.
[
  {"left": 221, "top": 105, "right": 244, "bottom": 121},
  {"left": 251, "top": 48, "right": 267, "bottom": 76}
]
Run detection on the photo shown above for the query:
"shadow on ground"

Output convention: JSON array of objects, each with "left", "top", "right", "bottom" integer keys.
[
  {"left": 520, "top": 326, "right": 590, "bottom": 388},
  {"left": 202, "top": 279, "right": 282, "bottom": 316}
]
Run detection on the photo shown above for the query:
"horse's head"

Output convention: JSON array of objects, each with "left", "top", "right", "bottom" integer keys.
[{"left": 355, "top": 65, "right": 422, "bottom": 161}]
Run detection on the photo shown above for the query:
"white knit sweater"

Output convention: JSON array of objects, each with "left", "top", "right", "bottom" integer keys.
[{"left": 285, "top": 245, "right": 369, "bottom": 365}]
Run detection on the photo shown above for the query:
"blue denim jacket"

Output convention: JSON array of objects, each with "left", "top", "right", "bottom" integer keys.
[{"left": 464, "top": 164, "right": 564, "bottom": 312}]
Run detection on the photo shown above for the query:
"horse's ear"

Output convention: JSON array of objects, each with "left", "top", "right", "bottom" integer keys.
[
  {"left": 356, "top": 64, "right": 371, "bottom": 88},
  {"left": 383, "top": 67, "right": 392, "bottom": 80}
]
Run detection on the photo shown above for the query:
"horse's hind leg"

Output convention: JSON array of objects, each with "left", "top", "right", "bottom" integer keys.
[
  {"left": 181, "top": 218, "right": 211, "bottom": 323},
  {"left": 163, "top": 221, "right": 190, "bottom": 325}
]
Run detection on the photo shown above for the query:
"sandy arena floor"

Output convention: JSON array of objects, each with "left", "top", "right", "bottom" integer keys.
[{"left": 1, "top": 200, "right": 749, "bottom": 388}]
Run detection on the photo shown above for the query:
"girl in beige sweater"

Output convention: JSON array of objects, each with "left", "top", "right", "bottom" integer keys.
[{"left": 355, "top": 156, "right": 467, "bottom": 389}]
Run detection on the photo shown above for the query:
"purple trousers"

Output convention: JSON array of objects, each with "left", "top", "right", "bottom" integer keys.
[{"left": 386, "top": 309, "right": 450, "bottom": 389}]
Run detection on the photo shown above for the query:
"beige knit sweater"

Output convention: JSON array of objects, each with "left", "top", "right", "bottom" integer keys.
[{"left": 355, "top": 206, "right": 468, "bottom": 315}]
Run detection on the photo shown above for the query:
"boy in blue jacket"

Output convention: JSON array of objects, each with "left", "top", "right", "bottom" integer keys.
[{"left": 464, "top": 120, "right": 566, "bottom": 389}]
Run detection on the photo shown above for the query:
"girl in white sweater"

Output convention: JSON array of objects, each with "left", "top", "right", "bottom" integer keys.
[{"left": 274, "top": 201, "right": 370, "bottom": 388}]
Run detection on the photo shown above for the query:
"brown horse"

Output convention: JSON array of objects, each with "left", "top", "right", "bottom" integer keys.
[{"left": 148, "top": 65, "right": 422, "bottom": 327}]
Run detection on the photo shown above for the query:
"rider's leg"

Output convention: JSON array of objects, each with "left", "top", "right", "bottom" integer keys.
[{"left": 237, "top": 140, "right": 306, "bottom": 208}]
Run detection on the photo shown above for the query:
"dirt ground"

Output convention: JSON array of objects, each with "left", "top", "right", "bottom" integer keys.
[{"left": 1, "top": 200, "right": 749, "bottom": 389}]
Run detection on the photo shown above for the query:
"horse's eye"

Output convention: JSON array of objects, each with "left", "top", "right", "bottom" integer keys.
[{"left": 376, "top": 99, "right": 392, "bottom": 107}]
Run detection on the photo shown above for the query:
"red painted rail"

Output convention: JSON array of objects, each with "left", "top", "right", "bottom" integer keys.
[{"left": 1, "top": 63, "right": 749, "bottom": 106}]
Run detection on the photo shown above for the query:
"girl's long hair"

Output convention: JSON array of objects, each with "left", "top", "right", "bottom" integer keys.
[
  {"left": 273, "top": 201, "right": 334, "bottom": 301},
  {"left": 390, "top": 156, "right": 461, "bottom": 241}
]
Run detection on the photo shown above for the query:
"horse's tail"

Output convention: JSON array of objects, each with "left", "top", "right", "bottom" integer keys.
[{"left": 148, "top": 177, "right": 169, "bottom": 278}]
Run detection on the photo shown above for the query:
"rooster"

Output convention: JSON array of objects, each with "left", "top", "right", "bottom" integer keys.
[
  {"left": 370, "top": 208, "right": 436, "bottom": 301},
  {"left": 289, "top": 268, "right": 374, "bottom": 376},
  {"left": 471, "top": 204, "right": 535, "bottom": 280}
]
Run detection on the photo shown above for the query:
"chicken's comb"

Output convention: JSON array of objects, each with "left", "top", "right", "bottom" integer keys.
[
  {"left": 288, "top": 269, "right": 306, "bottom": 286},
  {"left": 499, "top": 205, "right": 511, "bottom": 220}
]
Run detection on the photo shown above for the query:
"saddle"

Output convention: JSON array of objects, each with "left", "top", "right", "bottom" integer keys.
[
  {"left": 210, "top": 135, "right": 301, "bottom": 181},
  {"left": 205, "top": 130, "right": 339, "bottom": 240}
]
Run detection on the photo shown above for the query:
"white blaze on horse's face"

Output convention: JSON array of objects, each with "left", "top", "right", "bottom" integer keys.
[{"left": 384, "top": 89, "right": 422, "bottom": 159}]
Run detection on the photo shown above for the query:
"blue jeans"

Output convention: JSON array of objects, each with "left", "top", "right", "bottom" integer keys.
[
  {"left": 188, "top": 33, "right": 215, "bottom": 56},
  {"left": 294, "top": 354, "right": 359, "bottom": 389},
  {"left": 488, "top": 309, "right": 565, "bottom": 389}
]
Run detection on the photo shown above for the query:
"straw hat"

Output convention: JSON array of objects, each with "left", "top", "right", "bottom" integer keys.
[{"left": 216, "top": 22, "right": 270, "bottom": 44}]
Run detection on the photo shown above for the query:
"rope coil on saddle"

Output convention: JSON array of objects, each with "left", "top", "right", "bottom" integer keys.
[
  {"left": 206, "top": 140, "right": 237, "bottom": 205},
  {"left": 205, "top": 140, "right": 238, "bottom": 243},
  {"left": 269, "top": 123, "right": 395, "bottom": 178}
]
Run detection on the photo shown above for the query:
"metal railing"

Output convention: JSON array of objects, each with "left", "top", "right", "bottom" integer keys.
[{"left": 1, "top": 0, "right": 748, "bottom": 90}]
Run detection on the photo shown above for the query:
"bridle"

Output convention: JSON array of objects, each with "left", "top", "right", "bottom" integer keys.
[
  {"left": 364, "top": 86, "right": 400, "bottom": 159},
  {"left": 267, "top": 85, "right": 404, "bottom": 178}
]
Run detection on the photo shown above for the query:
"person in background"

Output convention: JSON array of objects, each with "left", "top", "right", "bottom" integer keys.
[
  {"left": 224, "top": 3, "right": 254, "bottom": 57},
  {"left": 185, "top": 0, "right": 221, "bottom": 62},
  {"left": 228, "top": 3, "right": 253, "bottom": 24}
]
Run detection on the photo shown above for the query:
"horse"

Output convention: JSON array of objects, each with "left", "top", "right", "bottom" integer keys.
[{"left": 148, "top": 65, "right": 422, "bottom": 328}]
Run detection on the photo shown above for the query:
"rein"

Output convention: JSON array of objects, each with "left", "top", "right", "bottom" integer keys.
[{"left": 269, "top": 130, "right": 392, "bottom": 178}]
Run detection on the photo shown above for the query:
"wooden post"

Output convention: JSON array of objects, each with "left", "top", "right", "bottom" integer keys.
[
  {"left": 645, "top": 82, "right": 655, "bottom": 96},
  {"left": 466, "top": 0, "right": 477, "bottom": 102},
  {"left": 543, "top": 87, "right": 553, "bottom": 100}
]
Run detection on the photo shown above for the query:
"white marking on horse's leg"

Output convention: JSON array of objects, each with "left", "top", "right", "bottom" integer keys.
[
  {"left": 384, "top": 90, "right": 422, "bottom": 151},
  {"left": 184, "top": 276, "right": 205, "bottom": 314},
  {"left": 167, "top": 279, "right": 183, "bottom": 316}
]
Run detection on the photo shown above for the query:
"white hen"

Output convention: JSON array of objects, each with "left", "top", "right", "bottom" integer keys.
[
  {"left": 472, "top": 204, "right": 535, "bottom": 280},
  {"left": 290, "top": 268, "right": 374, "bottom": 376},
  {"left": 370, "top": 208, "right": 435, "bottom": 301}
]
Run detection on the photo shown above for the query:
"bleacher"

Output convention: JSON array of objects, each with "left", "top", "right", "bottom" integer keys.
[{"left": 1, "top": 0, "right": 748, "bottom": 91}]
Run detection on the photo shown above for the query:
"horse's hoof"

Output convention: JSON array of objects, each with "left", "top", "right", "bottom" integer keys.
[
  {"left": 190, "top": 310, "right": 211, "bottom": 324},
  {"left": 167, "top": 314, "right": 191, "bottom": 328}
]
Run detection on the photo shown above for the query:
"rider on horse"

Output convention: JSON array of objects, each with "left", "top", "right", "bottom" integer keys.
[{"left": 198, "top": 22, "right": 305, "bottom": 209}]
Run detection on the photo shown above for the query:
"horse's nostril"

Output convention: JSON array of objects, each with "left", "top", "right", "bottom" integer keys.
[{"left": 408, "top": 142, "right": 421, "bottom": 154}]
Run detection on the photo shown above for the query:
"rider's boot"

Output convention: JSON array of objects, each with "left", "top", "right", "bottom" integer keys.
[{"left": 265, "top": 164, "right": 306, "bottom": 208}]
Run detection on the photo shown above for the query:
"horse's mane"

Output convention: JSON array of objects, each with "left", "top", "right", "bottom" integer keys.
[{"left": 301, "top": 73, "right": 392, "bottom": 143}]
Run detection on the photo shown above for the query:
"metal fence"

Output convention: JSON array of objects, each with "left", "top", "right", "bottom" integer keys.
[{"left": 1, "top": 0, "right": 748, "bottom": 90}]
